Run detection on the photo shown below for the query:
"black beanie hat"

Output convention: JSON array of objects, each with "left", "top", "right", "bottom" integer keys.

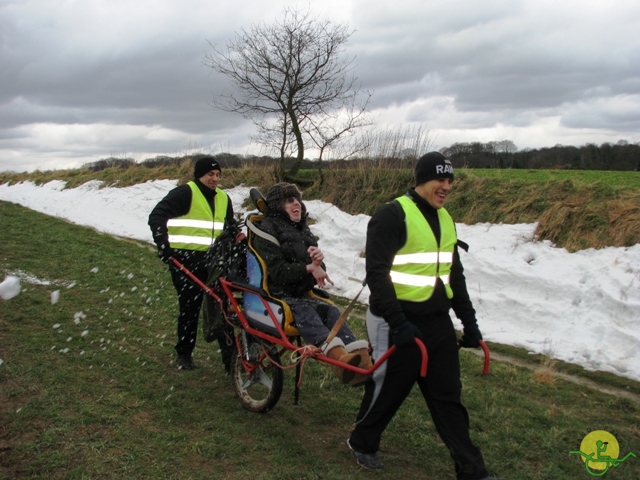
[
  {"left": 414, "top": 152, "right": 454, "bottom": 186},
  {"left": 193, "top": 157, "right": 221, "bottom": 179},
  {"left": 265, "top": 182, "right": 302, "bottom": 212}
]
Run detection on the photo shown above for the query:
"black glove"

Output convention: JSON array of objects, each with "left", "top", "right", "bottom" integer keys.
[
  {"left": 388, "top": 314, "right": 421, "bottom": 348},
  {"left": 458, "top": 319, "right": 482, "bottom": 348},
  {"left": 157, "top": 243, "right": 175, "bottom": 264}
]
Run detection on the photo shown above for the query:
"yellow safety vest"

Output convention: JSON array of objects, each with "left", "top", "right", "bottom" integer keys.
[
  {"left": 167, "top": 182, "right": 228, "bottom": 251},
  {"left": 390, "top": 195, "right": 456, "bottom": 302}
]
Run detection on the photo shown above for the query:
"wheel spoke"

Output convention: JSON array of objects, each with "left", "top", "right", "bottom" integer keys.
[{"left": 254, "top": 367, "right": 273, "bottom": 389}]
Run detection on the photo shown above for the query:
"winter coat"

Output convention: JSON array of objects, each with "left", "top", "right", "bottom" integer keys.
[{"left": 252, "top": 208, "right": 323, "bottom": 298}]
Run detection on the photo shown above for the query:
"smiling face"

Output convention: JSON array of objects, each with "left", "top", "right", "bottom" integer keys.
[
  {"left": 283, "top": 196, "right": 302, "bottom": 222},
  {"left": 198, "top": 169, "right": 221, "bottom": 190},
  {"left": 415, "top": 177, "right": 453, "bottom": 209}
]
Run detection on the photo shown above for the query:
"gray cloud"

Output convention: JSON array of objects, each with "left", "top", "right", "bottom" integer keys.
[{"left": 1, "top": 0, "right": 639, "bottom": 172}]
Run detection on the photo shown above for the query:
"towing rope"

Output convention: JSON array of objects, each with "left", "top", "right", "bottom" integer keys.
[
  {"left": 263, "top": 344, "right": 322, "bottom": 387},
  {"left": 289, "top": 344, "right": 323, "bottom": 386}
]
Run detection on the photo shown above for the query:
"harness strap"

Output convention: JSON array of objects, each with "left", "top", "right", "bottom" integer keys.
[{"left": 246, "top": 217, "right": 281, "bottom": 246}]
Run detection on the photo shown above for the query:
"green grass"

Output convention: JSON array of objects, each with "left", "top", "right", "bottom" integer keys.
[
  {"left": 1, "top": 200, "right": 639, "bottom": 479},
  {"left": 464, "top": 168, "right": 640, "bottom": 189}
]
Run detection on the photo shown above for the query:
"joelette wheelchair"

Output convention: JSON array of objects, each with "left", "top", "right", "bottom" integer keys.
[{"left": 170, "top": 189, "right": 486, "bottom": 413}]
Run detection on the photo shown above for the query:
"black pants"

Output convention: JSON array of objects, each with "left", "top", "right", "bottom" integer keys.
[
  {"left": 169, "top": 252, "right": 234, "bottom": 366},
  {"left": 170, "top": 261, "right": 205, "bottom": 356},
  {"left": 348, "top": 310, "right": 489, "bottom": 480}
]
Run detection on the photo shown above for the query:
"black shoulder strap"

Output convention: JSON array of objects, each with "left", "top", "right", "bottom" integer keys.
[{"left": 391, "top": 198, "right": 406, "bottom": 221}]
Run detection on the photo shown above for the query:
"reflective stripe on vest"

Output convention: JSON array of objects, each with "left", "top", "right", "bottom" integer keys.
[
  {"left": 390, "top": 195, "right": 456, "bottom": 302},
  {"left": 167, "top": 182, "right": 228, "bottom": 251}
]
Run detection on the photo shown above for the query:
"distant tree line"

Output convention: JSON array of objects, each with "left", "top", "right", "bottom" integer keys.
[
  {"left": 82, "top": 153, "right": 318, "bottom": 172},
  {"left": 82, "top": 152, "right": 420, "bottom": 172},
  {"left": 83, "top": 157, "right": 137, "bottom": 171},
  {"left": 84, "top": 139, "right": 640, "bottom": 173},
  {"left": 441, "top": 140, "right": 640, "bottom": 171}
]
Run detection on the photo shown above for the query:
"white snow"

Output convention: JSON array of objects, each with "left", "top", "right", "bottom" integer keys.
[
  {"left": 1, "top": 179, "right": 639, "bottom": 383},
  {"left": 0, "top": 275, "right": 21, "bottom": 300}
]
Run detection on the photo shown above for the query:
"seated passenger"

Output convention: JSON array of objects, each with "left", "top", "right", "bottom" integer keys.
[{"left": 251, "top": 182, "right": 372, "bottom": 385}]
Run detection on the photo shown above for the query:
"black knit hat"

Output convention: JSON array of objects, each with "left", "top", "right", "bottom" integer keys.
[
  {"left": 414, "top": 152, "right": 454, "bottom": 186},
  {"left": 193, "top": 157, "right": 221, "bottom": 179},
  {"left": 265, "top": 182, "right": 302, "bottom": 212}
]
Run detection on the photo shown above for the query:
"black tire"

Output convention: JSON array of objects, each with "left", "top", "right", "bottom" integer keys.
[{"left": 231, "top": 337, "right": 284, "bottom": 413}]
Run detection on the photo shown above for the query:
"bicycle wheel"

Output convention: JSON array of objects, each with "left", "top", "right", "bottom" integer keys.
[{"left": 231, "top": 337, "right": 284, "bottom": 413}]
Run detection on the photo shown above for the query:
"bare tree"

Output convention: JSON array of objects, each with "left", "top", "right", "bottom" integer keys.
[
  {"left": 203, "top": 7, "right": 371, "bottom": 178},
  {"left": 303, "top": 91, "right": 373, "bottom": 184}
]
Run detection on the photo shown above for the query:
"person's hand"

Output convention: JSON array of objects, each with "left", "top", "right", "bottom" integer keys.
[
  {"left": 307, "top": 246, "right": 324, "bottom": 266},
  {"left": 458, "top": 319, "right": 482, "bottom": 348},
  {"left": 389, "top": 314, "right": 421, "bottom": 348},
  {"left": 307, "top": 263, "right": 333, "bottom": 288},
  {"left": 157, "top": 243, "right": 174, "bottom": 264}
]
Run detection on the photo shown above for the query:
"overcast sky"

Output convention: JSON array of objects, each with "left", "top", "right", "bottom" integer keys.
[{"left": 2, "top": 0, "right": 639, "bottom": 173}]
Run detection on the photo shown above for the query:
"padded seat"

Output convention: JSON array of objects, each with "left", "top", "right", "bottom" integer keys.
[{"left": 243, "top": 213, "right": 300, "bottom": 337}]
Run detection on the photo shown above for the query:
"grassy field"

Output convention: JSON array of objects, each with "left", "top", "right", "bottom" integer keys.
[
  {"left": 461, "top": 168, "right": 640, "bottom": 189},
  {"left": 1, "top": 197, "right": 639, "bottom": 479}
]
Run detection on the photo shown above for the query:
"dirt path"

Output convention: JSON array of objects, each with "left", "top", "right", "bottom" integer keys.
[{"left": 468, "top": 349, "right": 640, "bottom": 404}]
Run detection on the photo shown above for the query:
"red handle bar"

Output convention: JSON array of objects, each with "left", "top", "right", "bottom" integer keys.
[{"left": 458, "top": 339, "right": 491, "bottom": 375}]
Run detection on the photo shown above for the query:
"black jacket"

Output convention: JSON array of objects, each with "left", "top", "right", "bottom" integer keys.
[
  {"left": 148, "top": 179, "right": 235, "bottom": 268},
  {"left": 252, "top": 208, "right": 323, "bottom": 297},
  {"left": 366, "top": 188, "right": 476, "bottom": 326}
]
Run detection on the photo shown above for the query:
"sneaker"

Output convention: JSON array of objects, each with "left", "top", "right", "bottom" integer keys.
[
  {"left": 177, "top": 354, "right": 195, "bottom": 370},
  {"left": 346, "top": 439, "right": 383, "bottom": 469}
]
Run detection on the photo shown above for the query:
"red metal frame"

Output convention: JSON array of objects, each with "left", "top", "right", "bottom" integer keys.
[{"left": 170, "top": 257, "right": 429, "bottom": 379}]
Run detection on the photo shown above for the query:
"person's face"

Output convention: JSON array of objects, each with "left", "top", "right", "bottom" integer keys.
[
  {"left": 198, "top": 170, "right": 221, "bottom": 190},
  {"left": 415, "top": 178, "right": 453, "bottom": 209},
  {"left": 283, "top": 196, "right": 302, "bottom": 222}
]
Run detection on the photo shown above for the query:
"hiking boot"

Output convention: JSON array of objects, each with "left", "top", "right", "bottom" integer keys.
[
  {"left": 177, "top": 354, "right": 195, "bottom": 370},
  {"left": 345, "top": 340, "right": 373, "bottom": 387},
  {"left": 322, "top": 338, "right": 361, "bottom": 384},
  {"left": 347, "top": 439, "right": 383, "bottom": 469}
]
